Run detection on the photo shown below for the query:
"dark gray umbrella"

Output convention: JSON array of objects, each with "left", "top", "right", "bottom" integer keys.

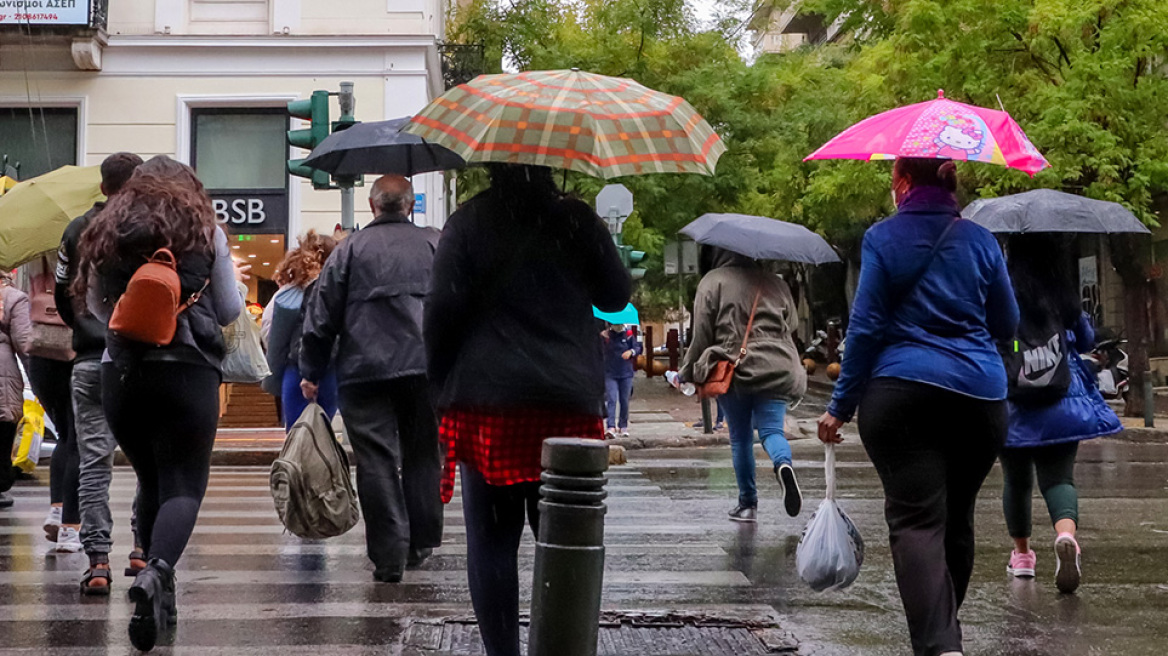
[
  {"left": 963, "top": 189, "right": 1150, "bottom": 234},
  {"left": 680, "top": 213, "right": 840, "bottom": 264},
  {"left": 302, "top": 117, "right": 466, "bottom": 177}
]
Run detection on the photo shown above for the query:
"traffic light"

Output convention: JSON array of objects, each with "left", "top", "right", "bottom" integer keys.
[
  {"left": 287, "top": 90, "right": 331, "bottom": 190},
  {"left": 621, "top": 244, "right": 647, "bottom": 280}
]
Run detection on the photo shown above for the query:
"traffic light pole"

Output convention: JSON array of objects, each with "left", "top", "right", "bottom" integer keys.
[{"left": 337, "top": 82, "right": 356, "bottom": 232}]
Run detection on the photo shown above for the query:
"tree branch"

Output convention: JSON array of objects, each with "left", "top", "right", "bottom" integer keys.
[
  {"left": 1010, "top": 30, "right": 1061, "bottom": 84},
  {"left": 1051, "top": 36, "right": 1072, "bottom": 68}
]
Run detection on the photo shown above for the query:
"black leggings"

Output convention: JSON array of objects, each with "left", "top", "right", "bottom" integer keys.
[
  {"left": 102, "top": 361, "right": 219, "bottom": 566},
  {"left": 858, "top": 378, "right": 1006, "bottom": 656},
  {"left": 460, "top": 465, "right": 541, "bottom": 656},
  {"left": 28, "top": 357, "right": 79, "bottom": 524},
  {"left": 1000, "top": 442, "right": 1079, "bottom": 539},
  {"left": 0, "top": 421, "right": 18, "bottom": 493}
]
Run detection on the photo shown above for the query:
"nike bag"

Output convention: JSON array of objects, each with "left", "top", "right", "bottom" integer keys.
[
  {"left": 1005, "top": 313, "right": 1071, "bottom": 404},
  {"left": 270, "top": 403, "right": 360, "bottom": 539},
  {"left": 796, "top": 443, "right": 864, "bottom": 592},
  {"left": 221, "top": 307, "right": 271, "bottom": 384},
  {"left": 11, "top": 399, "right": 46, "bottom": 474}
]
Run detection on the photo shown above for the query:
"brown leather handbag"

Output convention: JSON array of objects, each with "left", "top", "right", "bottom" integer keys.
[
  {"left": 109, "top": 249, "right": 204, "bottom": 346},
  {"left": 698, "top": 290, "right": 762, "bottom": 399},
  {"left": 28, "top": 255, "right": 75, "bottom": 361}
]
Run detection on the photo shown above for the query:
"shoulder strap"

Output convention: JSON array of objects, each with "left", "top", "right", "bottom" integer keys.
[
  {"left": 734, "top": 289, "right": 763, "bottom": 364},
  {"left": 888, "top": 218, "right": 960, "bottom": 315}
]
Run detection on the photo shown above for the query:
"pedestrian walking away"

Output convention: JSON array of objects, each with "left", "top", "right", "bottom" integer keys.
[
  {"left": 27, "top": 351, "right": 81, "bottom": 552},
  {"left": 680, "top": 245, "right": 807, "bottom": 524},
  {"left": 262, "top": 231, "right": 338, "bottom": 429},
  {"left": 299, "top": 174, "right": 443, "bottom": 583},
  {"left": 55, "top": 152, "right": 145, "bottom": 595},
  {"left": 602, "top": 323, "right": 641, "bottom": 439},
  {"left": 0, "top": 271, "right": 32, "bottom": 511},
  {"left": 75, "top": 155, "right": 246, "bottom": 652},
  {"left": 1000, "top": 234, "right": 1121, "bottom": 594},
  {"left": 425, "top": 164, "right": 631, "bottom": 656},
  {"left": 819, "top": 157, "right": 1019, "bottom": 656}
]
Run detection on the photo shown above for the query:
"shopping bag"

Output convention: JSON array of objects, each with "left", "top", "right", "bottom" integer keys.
[
  {"left": 796, "top": 443, "right": 864, "bottom": 592},
  {"left": 221, "top": 308, "right": 272, "bottom": 384},
  {"left": 11, "top": 399, "right": 46, "bottom": 474}
]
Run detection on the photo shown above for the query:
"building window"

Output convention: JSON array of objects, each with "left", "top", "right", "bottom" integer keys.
[
  {"left": 0, "top": 107, "right": 78, "bottom": 179},
  {"left": 192, "top": 108, "right": 287, "bottom": 191}
]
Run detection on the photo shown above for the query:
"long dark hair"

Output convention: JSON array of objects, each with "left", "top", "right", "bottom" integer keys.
[
  {"left": 1006, "top": 233, "right": 1081, "bottom": 330},
  {"left": 73, "top": 155, "right": 217, "bottom": 300},
  {"left": 487, "top": 163, "right": 563, "bottom": 218}
]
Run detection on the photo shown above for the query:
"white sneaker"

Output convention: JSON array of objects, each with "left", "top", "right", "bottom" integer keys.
[
  {"left": 619, "top": 429, "right": 630, "bottom": 439},
  {"left": 55, "top": 526, "right": 82, "bottom": 553},
  {"left": 43, "top": 507, "right": 62, "bottom": 542}
]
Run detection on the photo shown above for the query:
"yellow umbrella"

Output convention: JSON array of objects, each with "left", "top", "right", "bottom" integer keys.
[
  {"left": 0, "top": 165, "right": 105, "bottom": 269},
  {"left": 0, "top": 176, "right": 16, "bottom": 195}
]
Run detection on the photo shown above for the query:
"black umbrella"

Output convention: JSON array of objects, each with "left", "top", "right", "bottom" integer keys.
[
  {"left": 680, "top": 213, "right": 840, "bottom": 264},
  {"left": 302, "top": 117, "right": 466, "bottom": 177},
  {"left": 963, "top": 189, "right": 1150, "bottom": 234}
]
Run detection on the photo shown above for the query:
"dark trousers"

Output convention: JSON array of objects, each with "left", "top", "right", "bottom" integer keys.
[
  {"left": 1000, "top": 441, "right": 1080, "bottom": 539},
  {"left": 460, "top": 465, "right": 541, "bottom": 656},
  {"left": 28, "top": 356, "right": 80, "bottom": 524},
  {"left": 103, "top": 362, "right": 219, "bottom": 566},
  {"left": 0, "top": 421, "right": 18, "bottom": 492},
  {"left": 858, "top": 378, "right": 1006, "bottom": 656},
  {"left": 338, "top": 375, "right": 443, "bottom": 574}
]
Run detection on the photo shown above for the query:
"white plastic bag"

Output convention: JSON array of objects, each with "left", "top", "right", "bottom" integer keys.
[
  {"left": 796, "top": 443, "right": 864, "bottom": 592},
  {"left": 221, "top": 308, "right": 272, "bottom": 384}
]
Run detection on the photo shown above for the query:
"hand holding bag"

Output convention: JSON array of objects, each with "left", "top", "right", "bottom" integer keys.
[{"left": 697, "top": 290, "right": 761, "bottom": 399}]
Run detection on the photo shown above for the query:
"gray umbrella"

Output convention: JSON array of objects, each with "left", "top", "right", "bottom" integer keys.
[
  {"left": 963, "top": 189, "right": 1150, "bottom": 234},
  {"left": 680, "top": 213, "right": 840, "bottom": 264},
  {"left": 302, "top": 117, "right": 466, "bottom": 177}
]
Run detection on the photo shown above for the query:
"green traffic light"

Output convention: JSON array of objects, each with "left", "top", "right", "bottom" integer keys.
[{"left": 286, "top": 90, "right": 331, "bottom": 189}]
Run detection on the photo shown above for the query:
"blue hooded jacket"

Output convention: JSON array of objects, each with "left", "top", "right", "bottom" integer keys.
[
  {"left": 603, "top": 328, "right": 642, "bottom": 380},
  {"left": 828, "top": 186, "right": 1020, "bottom": 421},
  {"left": 1006, "top": 314, "right": 1122, "bottom": 448}
]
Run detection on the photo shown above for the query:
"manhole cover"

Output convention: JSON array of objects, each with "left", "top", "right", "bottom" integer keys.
[{"left": 403, "top": 611, "right": 799, "bottom": 655}]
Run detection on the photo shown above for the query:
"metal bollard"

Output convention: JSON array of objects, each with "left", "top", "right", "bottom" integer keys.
[
  {"left": 529, "top": 438, "right": 609, "bottom": 656},
  {"left": 1144, "top": 371, "right": 1155, "bottom": 428}
]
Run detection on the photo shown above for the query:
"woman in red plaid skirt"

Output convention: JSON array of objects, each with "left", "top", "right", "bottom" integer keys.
[{"left": 425, "top": 164, "right": 631, "bottom": 656}]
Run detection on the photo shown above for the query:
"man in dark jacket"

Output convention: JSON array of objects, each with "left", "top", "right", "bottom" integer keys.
[
  {"left": 55, "top": 152, "right": 143, "bottom": 594},
  {"left": 300, "top": 174, "right": 442, "bottom": 582}
]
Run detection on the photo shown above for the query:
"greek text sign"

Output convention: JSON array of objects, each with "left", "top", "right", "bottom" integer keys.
[{"left": 0, "top": 0, "right": 90, "bottom": 25}]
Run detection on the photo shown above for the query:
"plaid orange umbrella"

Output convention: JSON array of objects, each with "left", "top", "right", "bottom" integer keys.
[{"left": 404, "top": 69, "right": 725, "bottom": 179}]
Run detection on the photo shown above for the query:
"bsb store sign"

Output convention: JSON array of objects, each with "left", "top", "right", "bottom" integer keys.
[
  {"left": 0, "top": 0, "right": 90, "bottom": 25},
  {"left": 210, "top": 191, "right": 288, "bottom": 235}
]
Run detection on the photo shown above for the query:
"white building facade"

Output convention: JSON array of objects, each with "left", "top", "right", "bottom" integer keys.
[{"left": 1, "top": 0, "right": 452, "bottom": 290}]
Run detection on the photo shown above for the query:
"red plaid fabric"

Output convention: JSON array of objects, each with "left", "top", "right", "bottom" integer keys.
[{"left": 440, "top": 406, "right": 604, "bottom": 503}]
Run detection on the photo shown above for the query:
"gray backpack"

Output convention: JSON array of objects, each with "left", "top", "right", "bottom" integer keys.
[{"left": 270, "top": 403, "right": 360, "bottom": 539}]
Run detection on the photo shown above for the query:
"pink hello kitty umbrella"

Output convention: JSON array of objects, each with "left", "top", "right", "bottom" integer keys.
[{"left": 804, "top": 90, "right": 1049, "bottom": 175}]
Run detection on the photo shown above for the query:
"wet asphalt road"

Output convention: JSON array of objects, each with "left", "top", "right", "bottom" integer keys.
[{"left": 0, "top": 429, "right": 1166, "bottom": 654}]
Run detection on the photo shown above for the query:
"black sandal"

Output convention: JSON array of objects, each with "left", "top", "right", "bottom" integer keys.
[
  {"left": 80, "top": 563, "right": 112, "bottom": 597},
  {"left": 125, "top": 550, "right": 147, "bottom": 578}
]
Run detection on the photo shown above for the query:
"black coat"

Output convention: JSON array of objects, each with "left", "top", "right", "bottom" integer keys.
[
  {"left": 55, "top": 203, "right": 108, "bottom": 361},
  {"left": 300, "top": 212, "right": 439, "bottom": 387},
  {"left": 424, "top": 190, "right": 631, "bottom": 415}
]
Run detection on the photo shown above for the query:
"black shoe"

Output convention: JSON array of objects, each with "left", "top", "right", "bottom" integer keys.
[
  {"left": 0, "top": 492, "right": 12, "bottom": 509},
  {"left": 128, "top": 558, "right": 175, "bottom": 651},
  {"left": 373, "top": 567, "right": 403, "bottom": 583},
  {"left": 728, "top": 504, "right": 757, "bottom": 523},
  {"left": 406, "top": 547, "right": 433, "bottom": 569},
  {"left": 776, "top": 463, "right": 802, "bottom": 517}
]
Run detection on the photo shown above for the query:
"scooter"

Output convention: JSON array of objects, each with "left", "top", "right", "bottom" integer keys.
[
  {"left": 804, "top": 318, "right": 844, "bottom": 363},
  {"left": 1081, "top": 337, "right": 1129, "bottom": 400}
]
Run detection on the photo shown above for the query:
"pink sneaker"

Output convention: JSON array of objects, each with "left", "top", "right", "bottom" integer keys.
[
  {"left": 1007, "top": 549, "right": 1036, "bottom": 578},
  {"left": 1054, "top": 533, "right": 1081, "bottom": 594}
]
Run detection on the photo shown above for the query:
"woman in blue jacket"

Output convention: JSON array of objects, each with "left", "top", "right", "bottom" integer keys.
[
  {"left": 602, "top": 324, "right": 642, "bottom": 438},
  {"left": 1001, "top": 234, "right": 1121, "bottom": 594},
  {"left": 819, "top": 157, "right": 1019, "bottom": 656}
]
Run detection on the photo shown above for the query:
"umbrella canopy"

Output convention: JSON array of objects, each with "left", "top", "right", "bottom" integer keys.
[
  {"left": 593, "top": 303, "right": 640, "bottom": 326},
  {"left": 805, "top": 90, "right": 1049, "bottom": 176},
  {"left": 681, "top": 214, "right": 840, "bottom": 265},
  {"left": 302, "top": 117, "right": 466, "bottom": 177},
  {"left": 963, "top": 189, "right": 1150, "bottom": 234},
  {"left": 0, "top": 176, "right": 16, "bottom": 196},
  {"left": 0, "top": 165, "right": 103, "bottom": 269},
  {"left": 404, "top": 69, "right": 725, "bottom": 179}
]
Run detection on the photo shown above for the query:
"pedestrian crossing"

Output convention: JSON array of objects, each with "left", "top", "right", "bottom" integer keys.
[{"left": 0, "top": 465, "right": 774, "bottom": 654}]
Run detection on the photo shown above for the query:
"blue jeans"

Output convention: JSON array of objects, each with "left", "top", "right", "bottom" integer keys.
[
  {"left": 719, "top": 391, "right": 791, "bottom": 508},
  {"left": 281, "top": 365, "right": 339, "bottom": 430},
  {"left": 604, "top": 376, "right": 634, "bottom": 429}
]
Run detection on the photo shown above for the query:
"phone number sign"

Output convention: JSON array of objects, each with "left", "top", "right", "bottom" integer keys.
[{"left": 0, "top": 0, "right": 90, "bottom": 25}]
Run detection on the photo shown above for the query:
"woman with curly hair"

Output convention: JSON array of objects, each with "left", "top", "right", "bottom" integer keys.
[
  {"left": 263, "top": 231, "right": 338, "bottom": 428},
  {"left": 75, "top": 155, "right": 245, "bottom": 651}
]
